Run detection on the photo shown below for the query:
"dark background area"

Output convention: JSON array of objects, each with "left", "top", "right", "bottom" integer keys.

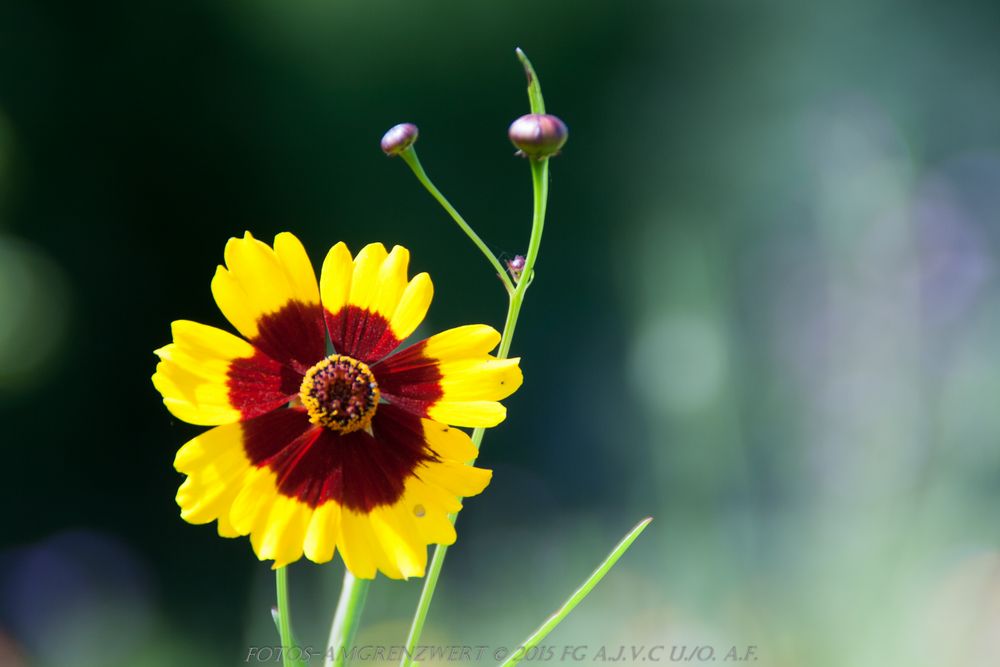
[{"left": 3, "top": 1, "right": 1000, "bottom": 666}]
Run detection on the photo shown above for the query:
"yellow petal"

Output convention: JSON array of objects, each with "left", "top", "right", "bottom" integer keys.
[
  {"left": 304, "top": 501, "right": 342, "bottom": 564},
  {"left": 320, "top": 242, "right": 433, "bottom": 345},
  {"left": 422, "top": 355, "right": 521, "bottom": 427},
  {"left": 370, "top": 245, "right": 411, "bottom": 322},
  {"left": 422, "top": 324, "right": 501, "bottom": 361},
  {"left": 168, "top": 320, "right": 256, "bottom": 360},
  {"left": 336, "top": 510, "right": 380, "bottom": 579},
  {"left": 416, "top": 459, "right": 493, "bottom": 499},
  {"left": 421, "top": 421, "right": 479, "bottom": 463},
  {"left": 438, "top": 357, "right": 523, "bottom": 402},
  {"left": 319, "top": 242, "right": 353, "bottom": 315},
  {"left": 369, "top": 505, "right": 427, "bottom": 579},
  {"left": 152, "top": 320, "right": 293, "bottom": 426},
  {"left": 401, "top": 482, "right": 459, "bottom": 546},
  {"left": 347, "top": 243, "right": 389, "bottom": 312},
  {"left": 172, "top": 422, "right": 253, "bottom": 531},
  {"left": 427, "top": 400, "right": 508, "bottom": 428},
  {"left": 389, "top": 272, "right": 433, "bottom": 340},
  {"left": 412, "top": 508, "right": 457, "bottom": 546},
  {"left": 153, "top": 364, "right": 242, "bottom": 426},
  {"left": 210, "top": 267, "right": 258, "bottom": 337},
  {"left": 229, "top": 467, "right": 280, "bottom": 535},
  {"left": 274, "top": 232, "right": 320, "bottom": 304},
  {"left": 252, "top": 496, "right": 311, "bottom": 569},
  {"left": 409, "top": 478, "right": 464, "bottom": 514},
  {"left": 223, "top": 233, "right": 306, "bottom": 314},
  {"left": 212, "top": 232, "right": 319, "bottom": 340}
]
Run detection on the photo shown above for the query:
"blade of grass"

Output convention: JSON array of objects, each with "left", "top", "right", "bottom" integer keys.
[{"left": 499, "top": 517, "right": 653, "bottom": 667}]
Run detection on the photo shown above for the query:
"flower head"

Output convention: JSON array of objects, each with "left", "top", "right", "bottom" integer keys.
[
  {"left": 152, "top": 233, "right": 522, "bottom": 578},
  {"left": 506, "top": 254, "right": 526, "bottom": 282},
  {"left": 381, "top": 123, "right": 419, "bottom": 156},
  {"left": 508, "top": 113, "right": 568, "bottom": 159}
]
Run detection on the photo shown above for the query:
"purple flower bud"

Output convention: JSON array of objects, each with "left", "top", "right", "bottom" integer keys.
[
  {"left": 507, "top": 254, "right": 526, "bottom": 282},
  {"left": 508, "top": 114, "right": 568, "bottom": 159},
  {"left": 381, "top": 123, "right": 419, "bottom": 156}
]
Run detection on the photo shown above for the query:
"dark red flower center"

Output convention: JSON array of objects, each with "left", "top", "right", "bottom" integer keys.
[{"left": 300, "top": 354, "right": 380, "bottom": 433}]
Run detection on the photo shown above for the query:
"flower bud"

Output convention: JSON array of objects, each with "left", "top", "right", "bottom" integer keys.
[
  {"left": 508, "top": 114, "right": 568, "bottom": 159},
  {"left": 381, "top": 123, "right": 419, "bottom": 156},
  {"left": 506, "top": 254, "right": 526, "bottom": 282}
]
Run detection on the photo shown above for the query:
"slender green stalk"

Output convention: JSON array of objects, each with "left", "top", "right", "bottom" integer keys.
[
  {"left": 399, "top": 48, "right": 552, "bottom": 667},
  {"left": 516, "top": 47, "right": 546, "bottom": 114},
  {"left": 400, "top": 129, "right": 550, "bottom": 667},
  {"left": 400, "top": 156, "right": 548, "bottom": 667},
  {"left": 500, "top": 159, "right": 547, "bottom": 357},
  {"left": 275, "top": 567, "right": 305, "bottom": 667},
  {"left": 398, "top": 519, "right": 449, "bottom": 666},
  {"left": 399, "top": 148, "right": 515, "bottom": 294},
  {"left": 325, "top": 571, "right": 371, "bottom": 667},
  {"left": 499, "top": 518, "right": 653, "bottom": 667}
]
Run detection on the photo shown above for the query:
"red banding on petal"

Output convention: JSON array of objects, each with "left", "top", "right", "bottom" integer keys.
[
  {"left": 241, "top": 404, "right": 434, "bottom": 512},
  {"left": 227, "top": 351, "right": 304, "bottom": 420},
  {"left": 241, "top": 408, "right": 318, "bottom": 464},
  {"left": 251, "top": 301, "right": 327, "bottom": 375},
  {"left": 325, "top": 304, "right": 401, "bottom": 364},
  {"left": 371, "top": 340, "right": 444, "bottom": 418}
]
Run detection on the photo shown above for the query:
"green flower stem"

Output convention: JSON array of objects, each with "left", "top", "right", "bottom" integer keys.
[
  {"left": 515, "top": 47, "right": 546, "bottom": 115},
  {"left": 325, "top": 571, "right": 371, "bottom": 667},
  {"left": 398, "top": 148, "right": 515, "bottom": 295},
  {"left": 400, "top": 143, "right": 551, "bottom": 667},
  {"left": 275, "top": 567, "right": 306, "bottom": 667},
  {"left": 499, "top": 157, "right": 547, "bottom": 358},
  {"left": 399, "top": 48, "right": 551, "bottom": 667},
  {"left": 498, "top": 518, "right": 653, "bottom": 667}
]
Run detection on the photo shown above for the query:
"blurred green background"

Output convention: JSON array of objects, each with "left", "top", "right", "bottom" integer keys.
[{"left": 3, "top": 1, "right": 1000, "bottom": 665}]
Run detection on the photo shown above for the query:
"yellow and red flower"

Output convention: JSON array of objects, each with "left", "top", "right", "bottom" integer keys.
[{"left": 152, "top": 232, "right": 521, "bottom": 578}]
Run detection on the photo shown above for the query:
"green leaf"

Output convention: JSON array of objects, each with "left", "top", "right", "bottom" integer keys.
[{"left": 499, "top": 517, "right": 653, "bottom": 667}]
